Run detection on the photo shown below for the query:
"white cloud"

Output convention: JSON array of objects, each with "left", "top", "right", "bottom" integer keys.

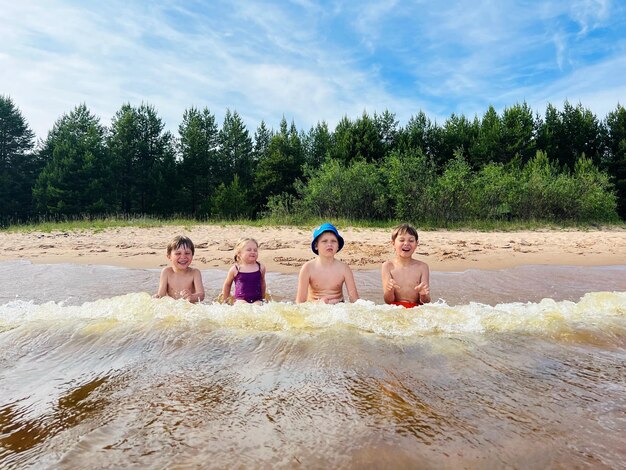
[{"left": 1, "top": 0, "right": 625, "bottom": 141}]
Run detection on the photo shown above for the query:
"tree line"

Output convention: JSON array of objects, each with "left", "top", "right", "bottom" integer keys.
[{"left": 1, "top": 94, "right": 625, "bottom": 226}]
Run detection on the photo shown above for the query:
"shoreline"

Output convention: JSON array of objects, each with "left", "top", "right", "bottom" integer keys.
[{"left": 1, "top": 225, "right": 625, "bottom": 274}]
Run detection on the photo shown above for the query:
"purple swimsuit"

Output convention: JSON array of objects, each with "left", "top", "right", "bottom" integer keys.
[{"left": 233, "top": 262, "right": 263, "bottom": 303}]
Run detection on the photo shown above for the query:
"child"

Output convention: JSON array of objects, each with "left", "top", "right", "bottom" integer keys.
[
  {"left": 221, "top": 237, "right": 267, "bottom": 304},
  {"left": 381, "top": 223, "right": 431, "bottom": 308},
  {"left": 155, "top": 235, "right": 205, "bottom": 302},
  {"left": 296, "top": 223, "right": 359, "bottom": 304}
]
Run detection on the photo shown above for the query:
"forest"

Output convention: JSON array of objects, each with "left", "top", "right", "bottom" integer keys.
[{"left": 1, "top": 94, "right": 625, "bottom": 227}]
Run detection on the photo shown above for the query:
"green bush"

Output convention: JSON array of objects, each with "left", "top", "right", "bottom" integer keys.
[
  {"left": 298, "top": 159, "right": 387, "bottom": 219},
  {"left": 469, "top": 162, "right": 516, "bottom": 220},
  {"left": 428, "top": 151, "right": 472, "bottom": 225},
  {"left": 383, "top": 149, "right": 437, "bottom": 221},
  {"left": 210, "top": 175, "right": 250, "bottom": 220}
]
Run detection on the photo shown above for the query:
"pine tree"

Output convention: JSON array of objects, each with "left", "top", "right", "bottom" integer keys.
[
  {"left": 0, "top": 95, "right": 37, "bottom": 222},
  {"left": 178, "top": 107, "right": 220, "bottom": 215},
  {"left": 33, "top": 104, "right": 111, "bottom": 215}
]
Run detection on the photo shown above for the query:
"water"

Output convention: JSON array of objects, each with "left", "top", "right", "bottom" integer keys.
[{"left": 1, "top": 261, "right": 625, "bottom": 469}]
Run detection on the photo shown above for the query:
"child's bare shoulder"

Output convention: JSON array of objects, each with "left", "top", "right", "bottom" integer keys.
[
  {"left": 409, "top": 258, "right": 429, "bottom": 272},
  {"left": 337, "top": 258, "right": 352, "bottom": 270},
  {"left": 299, "top": 259, "right": 316, "bottom": 273}
]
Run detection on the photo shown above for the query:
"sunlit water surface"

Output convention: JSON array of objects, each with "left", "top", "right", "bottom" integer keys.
[{"left": 1, "top": 261, "right": 625, "bottom": 469}]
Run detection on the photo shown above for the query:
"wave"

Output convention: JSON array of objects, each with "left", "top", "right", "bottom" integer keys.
[{"left": 1, "top": 292, "right": 625, "bottom": 342}]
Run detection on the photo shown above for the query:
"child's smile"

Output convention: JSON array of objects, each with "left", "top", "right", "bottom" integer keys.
[
  {"left": 170, "top": 248, "right": 193, "bottom": 271},
  {"left": 394, "top": 236, "right": 417, "bottom": 257}
]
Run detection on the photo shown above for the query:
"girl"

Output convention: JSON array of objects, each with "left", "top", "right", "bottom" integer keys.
[{"left": 221, "top": 238, "right": 267, "bottom": 304}]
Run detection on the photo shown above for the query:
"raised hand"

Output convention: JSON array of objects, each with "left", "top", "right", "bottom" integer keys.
[
  {"left": 414, "top": 282, "right": 430, "bottom": 297},
  {"left": 385, "top": 275, "right": 398, "bottom": 292}
]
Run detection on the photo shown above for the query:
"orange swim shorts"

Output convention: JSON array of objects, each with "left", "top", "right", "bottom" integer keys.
[{"left": 391, "top": 301, "right": 422, "bottom": 309}]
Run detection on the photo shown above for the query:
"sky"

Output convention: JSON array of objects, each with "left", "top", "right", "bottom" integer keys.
[{"left": 2, "top": 0, "right": 626, "bottom": 141}]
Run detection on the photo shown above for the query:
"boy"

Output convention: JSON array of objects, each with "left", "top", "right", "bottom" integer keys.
[
  {"left": 155, "top": 235, "right": 205, "bottom": 302},
  {"left": 382, "top": 223, "right": 431, "bottom": 308},
  {"left": 296, "top": 223, "right": 359, "bottom": 304}
]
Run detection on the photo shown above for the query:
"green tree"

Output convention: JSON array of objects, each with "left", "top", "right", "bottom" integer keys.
[
  {"left": 211, "top": 175, "right": 249, "bottom": 219},
  {"left": 469, "top": 105, "right": 502, "bottom": 168},
  {"left": 33, "top": 104, "right": 111, "bottom": 215},
  {"left": 538, "top": 101, "right": 605, "bottom": 169},
  {"left": 440, "top": 113, "right": 478, "bottom": 167},
  {"left": 0, "top": 95, "right": 37, "bottom": 222},
  {"left": 352, "top": 111, "right": 384, "bottom": 162},
  {"left": 328, "top": 116, "right": 354, "bottom": 164},
  {"left": 108, "top": 104, "right": 139, "bottom": 213},
  {"left": 469, "top": 162, "right": 517, "bottom": 220},
  {"left": 536, "top": 103, "right": 561, "bottom": 165},
  {"left": 253, "top": 120, "right": 272, "bottom": 164},
  {"left": 500, "top": 102, "right": 537, "bottom": 164},
  {"left": 397, "top": 111, "right": 444, "bottom": 164},
  {"left": 304, "top": 121, "right": 332, "bottom": 168},
  {"left": 374, "top": 109, "right": 399, "bottom": 157},
  {"left": 428, "top": 151, "right": 472, "bottom": 224},
  {"left": 510, "top": 151, "right": 560, "bottom": 220},
  {"left": 219, "top": 109, "right": 253, "bottom": 185},
  {"left": 569, "top": 156, "right": 617, "bottom": 221},
  {"left": 108, "top": 103, "right": 176, "bottom": 214},
  {"left": 604, "top": 104, "right": 626, "bottom": 219},
  {"left": 253, "top": 118, "right": 304, "bottom": 212},
  {"left": 178, "top": 107, "right": 220, "bottom": 215},
  {"left": 383, "top": 148, "right": 437, "bottom": 221}
]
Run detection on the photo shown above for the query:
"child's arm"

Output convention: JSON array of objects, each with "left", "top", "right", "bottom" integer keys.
[
  {"left": 192, "top": 269, "right": 205, "bottom": 302},
  {"left": 295, "top": 263, "right": 311, "bottom": 303},
  {"left": 260, "top": 264, "right": 267, "bottom": 300},
  {"left": 415, "top": 264, "right": 431, "bottom": 304},
  {"left": 381, "top": 262, "right": 397, "bottom": 304},
  {"left": 344, "top": 265, "right": 359, "bottom": 302},
  {"left": 221, "top": 266, "right": 236, "bottom": 303},
  {"left": 154, "top": 268, "right": 169, "bottom": 298}
]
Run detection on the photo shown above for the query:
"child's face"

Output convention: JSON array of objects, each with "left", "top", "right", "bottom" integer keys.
[
  {"left": 239, "top": 241, "right": 259, "bottom": 264},
  {"left": 392, "top": 232, "right": 418, "bottom": 257},
  {"left": 168, "top": 244, "right": 194, "bottom": 271},
  {"left": 315, "top": 232, "right": 339, "bottom": 256}
]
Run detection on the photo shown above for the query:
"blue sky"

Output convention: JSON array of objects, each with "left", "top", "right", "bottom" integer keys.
[{"left": 2, "top": 0, "right": 625, "bottom": 140}]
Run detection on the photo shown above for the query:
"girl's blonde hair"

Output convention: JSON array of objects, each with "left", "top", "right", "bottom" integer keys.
[{"left": 233, "top": 237, "right": 259, "bottom": 262}]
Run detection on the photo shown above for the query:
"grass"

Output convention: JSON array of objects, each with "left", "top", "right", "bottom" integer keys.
[{"left": 2, "top": 214, "right": 624, "bottom": 233}]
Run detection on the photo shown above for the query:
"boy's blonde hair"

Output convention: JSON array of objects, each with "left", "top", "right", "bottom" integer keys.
[
  {"left": 167, "top": 235, "right": 195, "bottom": 256},
  {"left": 233, "top": 237, "right": 259, "bottom": 262},
  {"left": 391, "top": 223, "right": 419, "bottom": 242}
]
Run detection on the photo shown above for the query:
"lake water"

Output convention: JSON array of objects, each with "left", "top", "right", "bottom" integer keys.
[{"left": 1, "top": 261, "right": 625, "bottom": 469}]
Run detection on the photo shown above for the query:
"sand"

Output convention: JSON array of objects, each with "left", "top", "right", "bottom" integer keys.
[{"left": 1, "top": 224, "right": 625, "bottom": 274}]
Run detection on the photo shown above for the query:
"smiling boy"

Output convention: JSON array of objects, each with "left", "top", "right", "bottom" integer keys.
[
  {"left": 381, "top": 223, "right": 431, "bottom": 307},
  {"left": 296, "top": 223, "right": 359, "bottom": 304},
  {"left": 155, "top": 235, "right": 205, "bottom": 302}
]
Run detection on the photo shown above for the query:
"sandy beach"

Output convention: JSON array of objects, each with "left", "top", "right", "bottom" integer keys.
[{"left": 1, "top": 224, "right": 625, "bottom": 273}]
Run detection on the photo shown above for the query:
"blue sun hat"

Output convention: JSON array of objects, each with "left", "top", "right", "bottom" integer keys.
[{"left": 311, "top": 222, "right": 344, "bottom": 255}]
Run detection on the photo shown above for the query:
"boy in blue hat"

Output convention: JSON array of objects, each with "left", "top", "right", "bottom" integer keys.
[{"left": 296, "top": 223, "right": 359, "bottom": 304}]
